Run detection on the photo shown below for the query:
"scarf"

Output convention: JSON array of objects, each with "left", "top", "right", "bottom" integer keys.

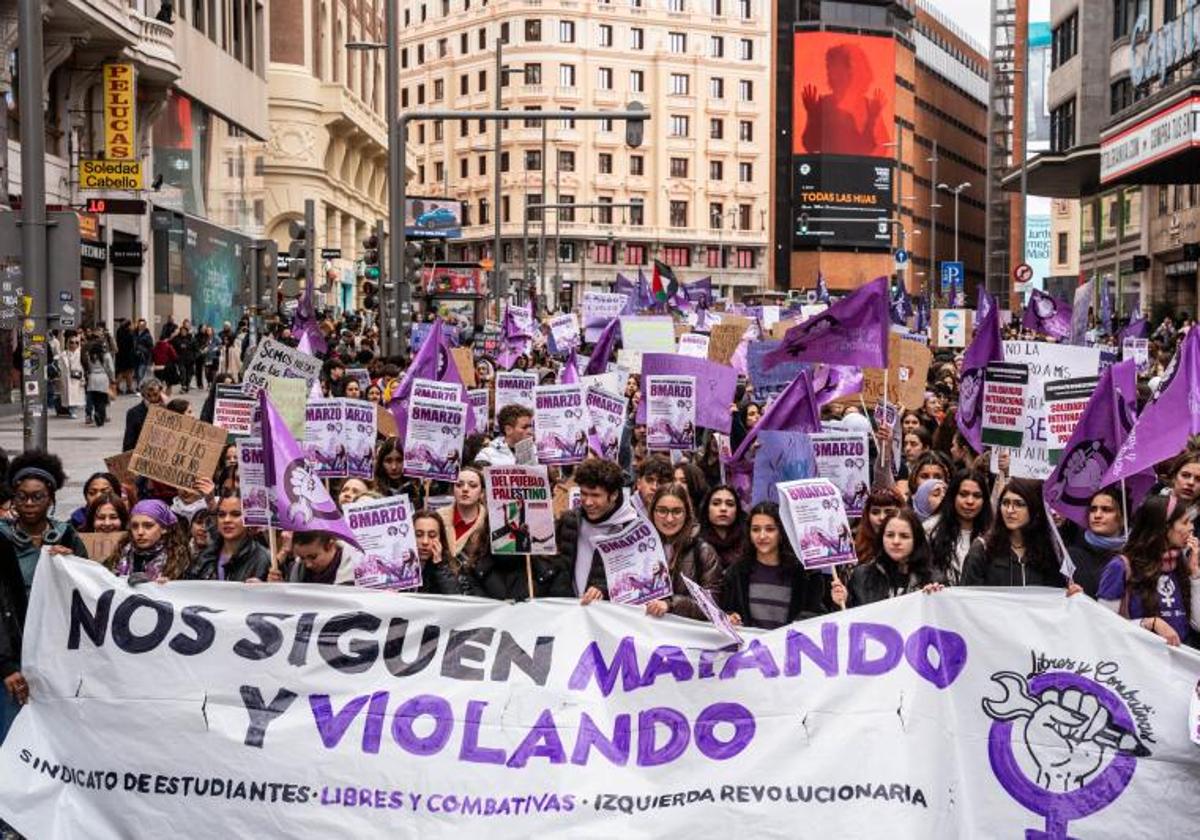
[
  {"left": 1083, "top": 530, "right": 1126, "bottom": 553},
  {"left": 115, "top": 541, "right": 168, "bottom": 580},
  {"left": 573, "top": 496, "right": 643, "bottom": 596}
]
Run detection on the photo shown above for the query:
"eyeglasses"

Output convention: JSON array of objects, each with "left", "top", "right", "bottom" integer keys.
[
  {"left": 15, "top": 491, "right": 49, "bottom": 505},
  {"left": 654, "top": 507, "right": 687, "bottom": 519},
  {"left": 1000, "top": 498, "right": 1028, "bottom": 510}
]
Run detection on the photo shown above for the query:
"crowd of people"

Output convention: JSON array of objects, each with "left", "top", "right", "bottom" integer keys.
[{"left": 1, "top": 299, "right": 1199, "bottom": 761}]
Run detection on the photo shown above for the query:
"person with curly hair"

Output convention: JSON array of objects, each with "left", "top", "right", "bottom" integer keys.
[
  {"left": 106, "top": 500, "right": 192, "bottom": 582},
  {"left": 0, "top": 450, "right": 86, "bottom": 593},
  {"left": 555, "top": 458, "right": 641, "bottom": 603}
]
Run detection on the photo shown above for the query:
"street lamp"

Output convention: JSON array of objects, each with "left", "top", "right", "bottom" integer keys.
[{"left": 937, "top": 181, "right": 972, "bottom": 263}]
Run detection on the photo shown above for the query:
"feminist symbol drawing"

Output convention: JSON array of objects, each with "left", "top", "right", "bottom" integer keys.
[{"left": 982, "top": 671, "right": 1149, "bottom": 839}]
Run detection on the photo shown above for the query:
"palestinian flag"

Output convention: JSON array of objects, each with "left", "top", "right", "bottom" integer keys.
[{"left": 652, "top": 259, "right": 678, "bottom": 304}]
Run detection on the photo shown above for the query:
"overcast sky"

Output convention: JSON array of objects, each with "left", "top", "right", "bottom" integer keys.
[{"left": 926, "top": 0, "right": 993, "bottom": 53}]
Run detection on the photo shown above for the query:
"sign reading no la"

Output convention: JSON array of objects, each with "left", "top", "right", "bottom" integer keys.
[{"left": 79, "top": 160, "right": 143, "bottom": 191}]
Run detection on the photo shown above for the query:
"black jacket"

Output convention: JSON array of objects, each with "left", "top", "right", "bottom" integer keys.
[
  {"left": 720, "top": 559, "right": 828, "bottom": 629},
  {"left": 1065, "top": 536, "right": 1120, "bottom": 599},
  {"left": 848, "top": 558, "right": 946, "bottom": 607},
  {"left": 122, "top": 400, "right": 149, "bottom": 452},
  {"left": 0, "top": 539, "right": 26, "bottom": 679},
  {"left": 960, "top": 541, "right": 1066, "bottom": 589},
  {"left": 452, "top": 553, "right": 573, "bottom": 601},
  {"left": 190, "top": 537, "right": 272, "bottom": 582}
]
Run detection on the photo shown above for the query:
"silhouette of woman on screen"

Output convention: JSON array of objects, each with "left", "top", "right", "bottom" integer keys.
[{"left": 800, "top": 42, "right": 890, "bottom": 156}]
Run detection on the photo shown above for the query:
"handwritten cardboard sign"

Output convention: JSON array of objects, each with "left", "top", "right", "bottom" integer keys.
[
  {"left": 853, "top": 332, "right": 932, "bottom": 410},
  {"left": 707, "top": 317, "right": 751, "bottom": 365},
  {"left": 451, "top": 346, "right": 477, "bottom": 388},
  {"left": 241, "top": 337, "right": 321, "bottom": 397},
  {"left": 80, "top": 531, "right": 126, "bottom": 563},
  {"left": 130, "top": 406, "right": 228, "bottom": 492},
  {"left": 104, "top": 451, "right": 135, "bottom": 486}
]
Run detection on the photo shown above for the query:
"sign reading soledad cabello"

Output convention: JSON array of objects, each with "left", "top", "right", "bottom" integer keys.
[{"left": 3, "top": 558, "right": 1199, "bottom": 837}]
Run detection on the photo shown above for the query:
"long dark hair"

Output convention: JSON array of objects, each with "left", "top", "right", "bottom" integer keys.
[
  {"left": 870, "top": 509, "right": 935, "bottom": 585},
  {"left": 374, "top": 437, "right": 405, "bottom": 490},
  {"left": 672, "top": 461, "right": 709, "bottom": 514},
  {"left": 649, "top": 483, "right": 698, "bottom": 569},
  {"left": 855, "top": 488, "right": 904, "bottom": 563},
  {"left": 84, "top": 492, "right": 130, "bottom": 532},
  {"left": 413, "top": 508, "right": 455, "bottom": 567},
  {"left": 1124, "top": 495, "right": 1191, "bottom": 620},
  {"left": 928, "top": 469, "right": 992, "bottom": 567},
  {"left": 984, "top": 477, "right": 1057, "bottom": 577},
  {"left": 742, "top": 501, "right": 799, "bottom": 568},
  {"left": 698, "top": 484, "right": 748, "bottom": 545}
]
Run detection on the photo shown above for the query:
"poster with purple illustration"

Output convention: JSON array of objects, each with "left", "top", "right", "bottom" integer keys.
[
  {"left": 303, "top": 399, "right": 349, "bottom": 479},
  {"left": 595, "top": 518, "right": 672, "bottom": 606},
  {"left": 468, "top": 388, "right": 490, "bottom": 433},
  {"left": 344, "top": 495, "right": 421, "bottom": 591},
  {"left": 403, "top": 397, "right": 466, "bottom": 482},
  {"left": 534, "top": 384, "right": 589, "bottom": 465},
  {"left": 342, "top": 400, "right": 377, "bottom": 478},
  {"left": 646, "top": 375, "right": 696, "bottom": 451},
  {"left": 777, "top": 478, "right": 855, "bottom": 569},
  {"left": 548, "top": 312, "right": 581, "bottom": 355},
  {"left": 751, "top": 431, "right": 817, "bottom": 506},
  {"left": 585, "top": 385, "right": 626, "bottom": 461},
  {"left": 235, "top": 438, "right": 271, "bottom": 527},
  {"left": 495, "top": 371, "right": 536, "bottom": 412},
  {"left": 681, "top": 574, "right": 743, "bottom": 647},
  {"left": 809, "top": 430, "right": 871, "bottom": 517}
]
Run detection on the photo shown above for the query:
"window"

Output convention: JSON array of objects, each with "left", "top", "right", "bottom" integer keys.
[
  {"left": 669, "top": 32, "right": 687, "bottom": 53},
  {"left": 630, "top": 155, "right": 645, "bottom": 175},
  {"left": 709, "top": 202, "right": 723, "bottom": 228},
  {"left": 525, "top": 150, "right": 542, "bottom": 171},
  {"left": 668, "top": 0, "right": 685, "bottom": 10},
  {"left": 560, "top": 108, "right": 576, "bottom": 129},
  {"left": 598, "top": 153, "right": 613, "bottom": 174},
  {"left": 433, "top": 79, "right": 444, "bottom": 101},
  {"left": 417, "top": 45, "right": 425, "bottom": 63},
  {"left": 559, "top": 20, "right": 575, "bottom": 42},
  {"left": 670, "top": 157, "right": 689, "bottom": 177},
  {"left": 709, "top": 77, "right": 724, "bottom": 98},
  {"left": 663, "top": 246, "right": 690, "bottom": 266},
  {"left": 1113, "top": 0, "right": 1141, "bottom": 40},
  {"left": 525, "top": 19, "right": 542, "bottom": 41},
  {"left": 1174, "top": 183, "right": 1184, "bottom": 211},
  {"left": 706, "top": 246, "right": 723, "bottom": 268},
  {"left": 437, "top": 38, "right": 448, "bottom": 58},
  {"left": 402, "top": 88, "right": 410, "bottom": 107},
  {"left": 500, "top": 151, "right": 510, "bottom": 172},
  {"left": 630, "top": 199, "right": 644, "bottom": 226},
  {"left": 670, "top": 73, "right": 690, "bottom": 95},
  {"left": 1158, "top": 186, "right": 1169, "bottom": 215},
  {"left": 458, "top": 157, "right": 468, "bottom": 178},
  {"left": 417, "top": 164, "right": 425, "bottom": 184},
  {"left": 1110, "top": 77, "right": 1132, "bottom": 115},
  {"left": 417, "top": 84, "right": 426, "bottom": 104},
  {"left": 735, "top": 248, "right": 754, "bottom": 269},
  {"left": 524, "top": 63, "right": 541, "bottom": 84},
  {"left": 459, "top": 118, "right": 469, "bottom": 137},
  {"left": 1056, "top": 232, "right": 1069, "bottom": 265},
  {"left": 599, "top": 24, "right": 613, "bottom": 47},
  {"left": 738, "top": 80, "right": 753, "bottom": 101},
  {"left": 558, "top": 150, "right": 575, "bottom": 172},
  {"left": 600, "top": 117, "right": 615, "bottom": 132},
  {"left": 738, "top": 161, "right": 752, "bottom": 182},
  {"left": 630, "top": 27, "right": 644, "bottom": 50},
  {"left": 526, "top": 193, "right": 543, "bottom": 223},
  {"left": 738, "top": 120, "right": 753, "bottom": 141},
  {"left": 630, "top": 70, "right": 645, "bottom": 92},
  {"left": 711, "top": 0, "right": 722, "bottom": 15},
  {"left": 434, "top": 121, "right": 443, "bottom": 141},
  {"left": 434, "top": 161, "right": 445, "bottom": 183},
  {"left": 1052, "top": 12, "right": 1078, "bottom": 69},
  {"left": 460, "top": 33, "right": 469, "bottom": 54},
  {"left": 502, "top": 195, "right": 511, "bottom": 222},
  {"left": 500, "top": 21, "right": 510, "bottom": 43},
  {"left": 560, "top": 196, "right": 575, "bottom": 223},
  {"left": 460, "top": 74, "right": 469, "bottom": 96},
  {"left": 401, "top": 48, "right": 409, "bottom": 69},
  {"left": 670, "top": 115, "right": 690, "bottom": 137},
  {"left": 598, "top": 67, "right": 613, "bottom": 89},
  {"left": 479, "top": 69, "right": 487, "bottom": 90},
  {"left": 710, "top": 118, "right": 724, "bottom": 139},
  {"left": 559, "top": 64, "right": 576, "bottom": 87},
  {"left": 739, "top": 38, "right": 753, "bottom": 60},
  {"left": 479, "top": 28, "right": 486, "bottom": 49},
  {"left": 441, "top": 0, "right": 449, "bottom": 16},
  {"left": 598, "top": 196, "right": 613, "bottom": 224},
  {"left": 669, "top": 200, "right": 689, "bottom": 227},
  {"left": 594, "top": 240, "right": 616, "bottom": 263},
  {"left": 738, "top": 204, "right": 752, "bottom": 230},
  {"left": 709, "top": 160, "right": 723, "bottom": 180},
  {"left": 710, "top": 35, "right": 724, "bottom": 57},
  {"left": 627, "top": 243, "right": 646, "bottom": 263},
  {"left": 738, "top": 0, "right": 751, "bottom": 17},
  {"left": 1050, "top": 97, "right": 1076, "bottom": 152}
]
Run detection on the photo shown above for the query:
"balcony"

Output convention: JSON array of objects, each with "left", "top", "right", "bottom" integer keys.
[
  {"left": 707, "top": 97, "right": 730, "bottom": 113},
  {"left": 593, "top": 88, "right": 619, "bottom": 105},
  {"left": 321, "top": 83, "right": 388, "bottom": 151},
  {"left": 555, "top": 85, "right": 582, "bottom": 101}
]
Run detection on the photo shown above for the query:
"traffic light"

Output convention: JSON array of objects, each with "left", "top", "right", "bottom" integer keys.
[
  {"left": 625, "top": 101, "right": 645, "bottom": 148},
  {"left": 362, "top": 233, "right": 381, "bottom": 280},
  {"left": 361, "top": 279, "right": 379, "bottom": 311},
  {"left": 288, "top": 219, "right": 308, "bottom": 280},
  {"left": 404, "top": 241, "right": 424, "bottom": 295},
  {"left": 799, "top": 213, "right": 809, "bottom": 236}
]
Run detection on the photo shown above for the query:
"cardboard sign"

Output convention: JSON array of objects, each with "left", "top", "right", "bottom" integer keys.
[
  {"left": 104, "top": 451, "right": 135, "bottom": 487},
  {"left": 80, "top": 531, "right": 125, "bottom": 563},
  {"left": 854, "top": 332, "right": 932, "bottom": 410},
  {"left": 377, "top": 404, "right": 398, "bottom": 440},
  {"left": 130, "top": 406, "right": 228, "bottom": 492},
  {"left": 265, "top": 376, "right": 307, "bottom": 440},
  {"left": 981, "top": 362, "right": 1030, "bottom": 449},
  {"left": 241, "top": 338, "right": 321, "bottom": 397},
  {"left": 707, "top": 317, "right": 752, "bottom": 365},
  {"left": 932, "top": 309, "right": 973, "bottom": 349},
  {"left": 450, "top": 346, "right": 477, "bottom": 388}
]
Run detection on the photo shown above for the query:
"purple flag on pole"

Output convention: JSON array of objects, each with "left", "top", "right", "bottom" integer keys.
[
  {"left": 762, "top": 276, "right": 890, "bottom": 370},
  {"left": 1021, "top": 288, "right": 1072, "bottom": 339},
  {"left": 1045, "top": 360, "right": 1152, "bottom": 528},
  {"left": 561, "top": 351, "right": 580, "bottom": 384},
  {"left": 956, "top": 286, "right": 1004, "bottom": 453},
  {"left": 1119, "top": 317, "right": 1149, "bottom": 342},
  {"left": 584, "top": 318, "right": 620, "bottom": 376},
  {"left": 636, "top": 354, "right": 738, "bottom": 433},
  {"left": 1104, "top": 327, "right": 1200, "bottom": 485},
  {"left": 812, "top": 364, "right": 864, "bottom": 407},
  {"left": 388, "top": 320, "right": 474, "bottom": 439},
  {"left": 495, "top": 308, "right": 533, "bottom": 369},
  {"left": 260, "top": 391, "right": 361, "bottom": 549}
]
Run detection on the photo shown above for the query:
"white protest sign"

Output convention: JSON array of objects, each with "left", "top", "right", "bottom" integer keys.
[
  {"left": 1122, "top": 337, "right": 1150, "bottom": 373},
  {"left": 214, "top": 385, "right": 255, "bottom": 436},
  {"left": 1043, "top": 377, "right": 1100, "bottom": 465},
  {"left": 241, "top": 338, "right": 321, "bottom": 397},
  {"left": 595, "top": 518, "right": 672, "bottom": 605},
  {"left": 483, "top": 465, "right": 556, "bottom": 554},
  {"left": 677, "top": 333, "right": 710, "bottom": 358},
  {"left": 777, "top": 478, "right": 855, "bottom": 569},
  {"left": 304, "top": 399, "right": 348, "bottom": 478},
  {"left": 495, "top": 371, "right": 536, "bottom": 412},
  {"left": 581, "top": 292, "right": 628, "bottom": 341},
  {"left": 646, "top": 375, "right": 696, "bottom": 451},
  {"left": 413, "top": 378, "right": 463, "bottom": 403},
  {"left": 533, "top": 384, "right": 588, "bottom": 465},
  {"left": 345, "top": 495, "right": 421, "bottom": 591},
  {"left": 619, "top": 315, "right": 676, "bottom": 353},
  {"left": 404, "top": 397, "right": 466, "bottom": 482},
  {"left": 585, "top": 386, "right": 626, "bottom": 461},
  {"left": 235, "top": 438, "right": 271, "bottom": 527},
  {"left": 808, "top": 431, "right": 870, "bottom": 517},
  {"left": 468, "top": 389, "right": 490, "bottom": 433}
]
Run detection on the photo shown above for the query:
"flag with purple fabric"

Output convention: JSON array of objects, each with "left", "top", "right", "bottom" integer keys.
[
  {"left": 677, "top": 276, "right": 714, "bottom": 308},
  {"left": 1045, "top": 360, "right": 1152, "bottom": 528},
  {"left": 584, "top": 318, "right": 620, "bottom": 376},
  {"left": 561, "top": 351, "right": 580, "bottom": 384},
  {"left": 495, "top": 308, "right": 534, "bottom": 369},
  {"left": 1021, "top": 288, "right": 1071, "bottom": 339},
  {"left": 635, "top": 268, "right": 654, "bottom": 310},
  {"left": 762, "top": 276, "right": 889, "bottom": 371},
  {"left": 387, "top": 320, "right": 474, "bottom": 440},
  {"left": 260, "top": 391, "right": 361, "bottom": 549},
  {"left": 1119, "top": 317, "right": 1149, "bottom": 342},
  {"left": 1100, "top": 282, "right": 1114, "bottom": 336},
  {"left": 811, "top": 364, "right": 864, "bottom": 407},
  {"left": 1104, "top": 327, "right": 1200, "bottom": 484},
  {"left": 956, "top": 286, "right": 1004, "bottom": 452}
]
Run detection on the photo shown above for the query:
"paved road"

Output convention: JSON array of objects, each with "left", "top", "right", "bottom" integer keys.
[{"left": 0, "top": 388, "right": 208, "bottom": 509}]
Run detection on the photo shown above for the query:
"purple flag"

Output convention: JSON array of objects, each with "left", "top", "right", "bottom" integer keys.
[
  {"left": 678, "top": 276, "right": 713, "bottom": 307},
  {"left": 388, "top": 320, "right": 474, "bottom": 440},
  {"left": 1071, "top": 279, "right": 1095, "bottom": 345},
  {"left": 260, "top": 391, "right": 361, "bottom": 549},
  {"left": 1104, "top": 327, "right": 1200, "bottom": 484},
  {"left": 956, "top": 286, "right": 1004, "bottom": 452},
  {"left": 561, "top": 351, "right": 580, "bottom": 384},
  {"left": 635, "top": 268, "right": 654, "bottom": 310},
  {"left": 584, "top": 318, "right": 620, "bottom": 376},
  {"left": 730, "top": 370, "right": 822, "bottom": 464},
  {"left": 1119, "top": 317, "right": 1149, "bottom": 342},
  {"left": 1045, "top": 360, "right": 1152, "bottom": 528},
  {"left": 496, "top": 308, "right": 533, "bottom": 369},
  {"left": 1022, "top": 288, "right": 1072, "bottom": 339},
  {"left": 762, "top": 276, "right": 889, "bottom": 370},
  {"left": 636, "top": 353, "right": 737, "bottom": 433},
  {"left": 614, "top": 273, "right": 639, "bottom": 314},
  {"left": 812, "top": 364, "right": 864, "bottom": 407}
]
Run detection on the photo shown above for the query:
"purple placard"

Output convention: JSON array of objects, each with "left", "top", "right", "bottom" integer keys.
[{"left": 635, "top": 353, "right": 737, "bottom": 433}]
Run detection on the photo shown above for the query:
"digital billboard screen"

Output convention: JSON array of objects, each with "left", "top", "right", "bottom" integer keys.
[
  {"left": 791, "top": 32, "right": 896, "bottom": 249},
  {"left": 405, "top": 197, "right": 463, "bottom": 239}
]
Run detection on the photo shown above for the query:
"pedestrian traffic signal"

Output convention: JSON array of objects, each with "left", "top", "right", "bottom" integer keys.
[
  {"left": 625, "top": 101, "right": 646, "bottom": 148},
  {"left": 362, "top": 279, "right": 379, "bottom": 311},
  {"left": 404, "top": 242, "right": 424, "bottom": 292},
  {"left": 288, "top": 219, "right": 308, "bottom": 280},
  {"left": 363, "top": 233, "right": 381, "bottom": 280}
]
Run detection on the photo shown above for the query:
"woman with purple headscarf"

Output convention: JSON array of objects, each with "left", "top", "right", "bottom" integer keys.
[{"left": 106, "top": 500, "right": 191, "bottom": 582}]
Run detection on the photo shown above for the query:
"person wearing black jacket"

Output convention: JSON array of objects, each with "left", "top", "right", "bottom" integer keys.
[
  {"left": 961, "top": 478, "right": 1066, "bottom": 589},
  {"left": 844, "top": 510, "right": 946, "bottom": 607},
  {"left": 554, "top": 459, "right": 642, "bottom": 602},
  {"left": 122, "top": 378, "right": 165, "bottom": 452},
  {"left": 0, "top": 537, "right": 26, "bottom": 744},
  {"left": 188, "top": 493, "right": 271, "bottom": 582}
]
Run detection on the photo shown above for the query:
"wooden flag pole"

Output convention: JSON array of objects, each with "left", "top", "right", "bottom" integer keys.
[
  {"left": 525, "top": 554, "right": 535, "bottom": 600},
  {"left": 268, "top": 527, "right": 279, "bottom": 578}
]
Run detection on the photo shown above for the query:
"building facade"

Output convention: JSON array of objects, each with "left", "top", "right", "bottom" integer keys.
[
  {"left": 398, "top": 0, "right": 772, "bottom": 307},
  {"left": 771, "top": 0, "right": 989, "bottom": 298}
]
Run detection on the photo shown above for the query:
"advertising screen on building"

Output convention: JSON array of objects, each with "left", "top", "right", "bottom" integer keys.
[
  {"left": 791, "top": 32, "right": 896, "bottom": 249},
  {"left": 405, "top": 197, "right": 463, "bottom": 239}
]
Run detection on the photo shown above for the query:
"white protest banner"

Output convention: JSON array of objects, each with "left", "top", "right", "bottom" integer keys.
[
  {"left": 1122, "top": 337, "right": 1150, "bottom": 373},
  {"left": 595, "top": 518, "right": 672, "bottom": 605},
  {"left": 1044, "top": 377, "right": 1100, "bottom": 465},
  {"left": 413, "top": 378, "right": 463, "bottom": 403},
  {"left": 808, "top": 431, "right": 871, "bottom": 517},
  {"left": 235, "top": 438, "right": 271, "bottom": 527},
  {"left": 214, "top": 384, "right": 255, "bottom": 436},
  {"left": 241, "top": 337, "right": 321, "bottom": 397},
  {"left": 981, "top": 362, "right": 1029, "bottom": 449},
  {"left": 778, "top": 478, "right": 855, "bottom": 569},
  {"left": 345, "top": 495, "right": 421, "bottom": 591},
  {"left": 548, "top": 313, "right": 581, "bottom": 355},
  {"left": 495, "top": 371, "right": 536, "bottom": 412},
  {"left": 534, "top": 384, "right": 589, "bottom": 465},
  {"left": 6, "top": 556, "right": 1200, "bottom": 839},
  {"left": 619, "top": 315, "right": 676, "bottom": 353},
  {"left": 681, "top": 574, "right": 743, "bottom": 647},
  {"left": 304, "top": 399, "right": 348, "bottom": 478},
  {"left": 468, "top": 389, "right": 491, "bottom": 433},
  {"left": 582, "top": 368, "right": 629, "bottom": 400},
  {"left": 483, "top": 465, "right": 556, "bottom": 554},
  {"left": 1002, "top": 341, "right": 1102, "bottom": 479},
  {"left": 677, "top": 333, "right": 710, "bottom": 358},
  {"left": 404, "top": 397, "right": 466, "bottom": 482},
  {"left": 585, "top": 386, "right": 626, "bottom": 461},
  {"left": 759, "top": 305, "right": 781, "bottom": 331},
  {"left": 582, "top": 292, "right": 627, "bottom": 342},
  {"left": 616, "top": 349, "right": 643, "bottom": 373},
  {"left": 646, "top": 375, "right": 696, "bottom": 451}
]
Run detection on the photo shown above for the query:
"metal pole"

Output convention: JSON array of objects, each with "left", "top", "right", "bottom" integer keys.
[
  {"left": 493, "top": 39, "right": 503, "bottom": 307},
  {"left": 1113, "top": 191, "right": 1123, "bottom": 321},
  {"left": 929, "top": 139, "right": 938, "bottom": 306},
  {"left": 954, "top": 191, "right": 960, "bottom": 263},
  {"left": 385, "top": 0, "right": 403, "bottom": 357},
  {"left": 304, "top": 198, "right": 316, "bottom": 298},
  {"left": 895, "top": 124, "right": 905, "bottom": 296},
  {"left": 538, "top": 118, "right": 547, "bottom": 311},
  {"left": 396, "top": 118, "right": 409, "bottom": 354},
  {"left": 1018, "top": 36, "right": 1029, "bottom": 306},
  {"left": 554, "top": 165, "right": 561, "bottom": 310},
  {"left": 522, "top": 210, "right": 529, "bottom": 307},
  {"left": 18, "top": 0, "right": 47, "bottom": 451}
]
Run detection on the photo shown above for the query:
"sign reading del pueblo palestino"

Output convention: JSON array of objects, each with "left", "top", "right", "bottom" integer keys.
[{"left": 3, "top": 558, "right": 1200, "bottom": 837}]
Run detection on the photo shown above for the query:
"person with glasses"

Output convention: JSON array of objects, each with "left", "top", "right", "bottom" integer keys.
[
  {"left": 641, "top": 483, "right": 721, "bottom": 619},
  {"left": 961, "top": 478, "right": 1065, "bottom": 588}
]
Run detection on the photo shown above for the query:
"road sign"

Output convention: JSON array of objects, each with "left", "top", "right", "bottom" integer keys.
[
  {"left": 894, "top": 249, "right": 909, "bottom": 269},
  {"left": 1013, "top": 262, "right": 1034, "bottom": 283},
  {"left": 320, "top": 248, "right": 342, "bottom": 260}
]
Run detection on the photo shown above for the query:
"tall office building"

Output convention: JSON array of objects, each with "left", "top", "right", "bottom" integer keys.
[{"left": 398, "top": 0, "right": 772, "bottom": 306}]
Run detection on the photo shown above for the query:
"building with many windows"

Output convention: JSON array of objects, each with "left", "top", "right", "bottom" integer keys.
[{"left": 398, "top": 0, "right": 771, "bottom": 306}]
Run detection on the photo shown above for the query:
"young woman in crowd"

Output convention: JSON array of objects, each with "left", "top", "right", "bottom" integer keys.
[
  {"left": 697, "top": 484, "right": 748, "bottom": 570},
  {"left": 642, "top": 484, "right": 721, "bottom": 620},
  {"left": 83, "top": 493, "right": 129, "bottom": 534},
  {"left": 961, "top": 478, "right": 1065, "bottom": 588},
  {"left": 436, "top": 466, "right": 486, "bottom": 555},
  {"left": 672, "top": 461, "right": 710, "bottom": 517},
  {"left": 906, "top": 451, "right": 953, "bottom": 497},
  {"left": 0, "top": 451, "right": 86, "bottom": 595},
  {"left": 841, "top": 510, "right": 944, "bottom": 607},
  {"left": 925, "top": 470, "right": 992, "bottom": 584},
  {"left": 1066, "top": 487, "right": 1128, "bottom": 598},
  {"left": 69, "top": 472, "right": 124, "bottom": 530},
  {"left": 190, "top": 492, "right": 271, "bottom": 582},
  {"left": 901, "top": 428, "right": 934, "bottom": 478},
  {"left": 104, "top": 500, "right": 192, "bottom": 582},
  {"left": 189, "top": 509, "right": 212, "bottom": 558},
  {"left": 374, "top": 438, "right": 426, "bottom": 510},
  {"left": 1166, "top": 451, "right": 1200, "bottom": 512},
  {"left": 854, "top": 489, "right": 903, "bottom": 564},
  {"left": 449, "top": 513, "right": 573, "bottom": 599},
  {"left": 1095, "top": 494, "right": 1200, "bottom": 647},
  {"left": 911, "top": 479, "right": 946, "bottom": 524},
  {"left": 337, "top": 478, "right": 372, "bottom": 509},
  {"left": 722, "top": 502, "right": 829, "bottom": 629},
  {"left": 366, "top": 383, "right": 384, "bottom": 405}
]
